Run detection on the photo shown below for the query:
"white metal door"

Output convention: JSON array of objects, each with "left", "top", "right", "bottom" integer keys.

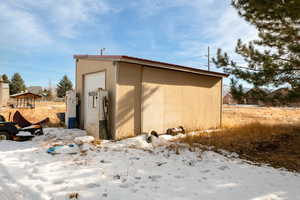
[{"left": 84, "top": 72, "right": 106, "bottom": 138}]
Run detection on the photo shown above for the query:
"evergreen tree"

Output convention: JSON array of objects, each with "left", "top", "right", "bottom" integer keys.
[
  {"left": 9, "top": 73, "right": 26, "bottom": 95},
  {"left": 57, "top": 75, "right": 73, "bottom": 98},
  {"left": 213, "top": 0, "right": 300, "bottom": 90},
  {"left": 1, "top": 74, "right": 9, "bottom": 83},
  {"left": 230, "top": 78, "right": 245, "bottom": 104}
]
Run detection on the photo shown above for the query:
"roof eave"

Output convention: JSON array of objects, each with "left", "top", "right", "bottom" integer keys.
[{"left": 73, "top": 55, "right": 229, "bottom": 78}]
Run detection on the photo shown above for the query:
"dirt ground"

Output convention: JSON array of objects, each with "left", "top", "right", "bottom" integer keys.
[{"left": 0, "top": 101, "right": 66, "bottom": 126}]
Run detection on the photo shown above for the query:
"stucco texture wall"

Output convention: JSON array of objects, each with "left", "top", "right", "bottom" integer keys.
[
  {"left": 115, "top": 62, "right": 142, "bottom": 139},
  {"left": 115, "top": 62, "right": 222, "bottom": 139},
  {"left": 76, "top": 59, "right": 117, "bottom": 138},
  {"left": 141, "top": 67, "right": 222, "bottom": 133}
]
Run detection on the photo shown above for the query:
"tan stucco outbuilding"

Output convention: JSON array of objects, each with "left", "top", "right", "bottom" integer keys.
[{"left": 74, "top": 55, "right": 228, "bottom": 140}]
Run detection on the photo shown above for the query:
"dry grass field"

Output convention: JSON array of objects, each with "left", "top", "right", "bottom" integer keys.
[
  {"left": 0, "top": 101, "right": 66, "bottom": 126},
  {"left": 180, "top": 105, "right": 300, "bottom": 172},
  {"left": 223, "top": 105, "right": 300, "bottom": 127}
]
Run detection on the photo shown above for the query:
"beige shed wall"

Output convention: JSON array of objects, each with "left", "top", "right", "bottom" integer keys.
[
  {"left": 115, "top": 62, "right": 142, "bottom": 139},
  {"left": 141, "top": 67, "right": 222, "bottom": 133},
  {"left": 116, "top": 63, "right": 222, "bottom": 139},
  {"left": 76, "top": 59, "right": 117, "bottom": 138}
]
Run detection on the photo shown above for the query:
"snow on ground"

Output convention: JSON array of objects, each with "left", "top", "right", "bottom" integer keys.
[{"left": 0, "top": 128, "right": 299, "bottom": 200}]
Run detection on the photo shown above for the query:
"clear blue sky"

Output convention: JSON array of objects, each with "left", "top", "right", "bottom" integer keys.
[{"left": 0, "top": 0, "right": 257, "bottom": 87}]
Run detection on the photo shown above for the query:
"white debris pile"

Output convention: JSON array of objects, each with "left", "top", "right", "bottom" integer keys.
[
  {"left": 33, "top": 128, "right": 86, "bottom": 143},
  {"left": 74, "top": 136, "right": 95, "bottom": 153},
  {"left": 74, "top": 136, "right": 95, "bottom": 145},
  {"left": 101, "top": 133, "right": 170, "bottom": 151},
  {"left": 16, "top": 131, "right": 33, "bottom": 137},
  {"left": 101, "top": 135, "right": 153, "bottom": 150},
  {"left": 148, "top": 133, "right": 170, "bottom": 147},
  {"left": 0, "top": 128, "right": 300, "bottom": 200}
]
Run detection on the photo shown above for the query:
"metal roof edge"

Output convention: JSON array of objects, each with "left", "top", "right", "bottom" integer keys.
[{"left": 73, "top": 55, "right": 229, "bottom": 78}]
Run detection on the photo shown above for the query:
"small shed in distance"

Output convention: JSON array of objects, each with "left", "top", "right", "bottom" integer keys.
[{"left": 10, "top": 92, "right": 42, "bottom": 109}]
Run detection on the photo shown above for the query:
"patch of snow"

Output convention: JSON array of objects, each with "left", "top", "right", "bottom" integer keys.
[
  {"left": 79, "top": 143, "right": 93, "bottom": 153},
  {"left": 16, "top": 131, "right": 32, "bottom": 137},
  {"left": 33, "top": 128, "right": 86, "bottom": 143},
  {"left": 74, "top": 136, "right": 95, "bottom": 145},
  {"left": 104, "top": 135, "right": 153, "bottom": 150},
  {"left": 0, "top": 128, "right": 299, "bottom": 200},
  {"left": 150, "top": 135, "right": 170, "bottom": 147}
]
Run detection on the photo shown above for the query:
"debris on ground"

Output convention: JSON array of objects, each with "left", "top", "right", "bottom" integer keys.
[
  {"left": 47, "top": 135, "right": 96, "bottom": 155},
  {"left": 68, "top": 192, "right": 79, "bottom": 200},
  {"left": 47, "top": 144, "right": 79, "bottom": 155}
]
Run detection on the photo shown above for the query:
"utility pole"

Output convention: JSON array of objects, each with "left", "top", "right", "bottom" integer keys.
[
  {"left": 48, "top": 79, "right": 53, "bottom": 101},
  {"left": 48, "top": 79, "right": 52, "bottom": 91},
  {"left": 203, "top": 46, "right": 211, "bottom": 71},
  {"left": 207, "top": 46, "right": 210, "bottom": 71},
  {"left": 99, "top": 48, "right": 106, "bottom": 56}
]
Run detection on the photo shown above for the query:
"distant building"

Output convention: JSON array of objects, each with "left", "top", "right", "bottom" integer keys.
[
  {"left": 0, "top": 77, "right": 10, "bottom": 107},
  {"left": 10, "top": 92, "right": 42, "bottom": 109},
  {"left": 27, "top": 86, "right": 43, "bottom": 95}
]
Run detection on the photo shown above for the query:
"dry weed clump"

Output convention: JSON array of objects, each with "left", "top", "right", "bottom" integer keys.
[
  {"left": 180, "top": 122, "right": 300, "bottom": 172},
  {"left": 68, "top": 192, "right": 79, "bottom": 199}
]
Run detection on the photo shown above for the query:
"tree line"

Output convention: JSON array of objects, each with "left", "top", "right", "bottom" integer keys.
[{"left": 1, "top": 73, "right": 73, "bottom": 98}]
